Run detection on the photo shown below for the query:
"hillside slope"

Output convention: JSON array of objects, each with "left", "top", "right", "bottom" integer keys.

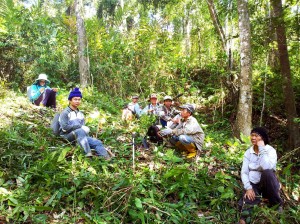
[{"left": 0, "top": 89, "right": 299, "bottom": 223}]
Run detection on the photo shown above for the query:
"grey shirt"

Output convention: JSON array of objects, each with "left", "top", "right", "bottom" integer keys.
[
  {"left": 59, "top": 106, "right": 84, "bottom": 135},
  {"left": 171, "top": 116, "right": 205, "bottom": 150}
]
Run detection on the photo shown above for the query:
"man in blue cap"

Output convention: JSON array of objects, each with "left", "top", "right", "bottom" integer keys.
[{"left": 58, "top": 87, "right": 110, "bottom": 159}]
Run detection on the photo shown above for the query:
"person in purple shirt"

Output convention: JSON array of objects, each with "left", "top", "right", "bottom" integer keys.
[{"left": 238, "top": 127, "right": 283, "bottom": 224}]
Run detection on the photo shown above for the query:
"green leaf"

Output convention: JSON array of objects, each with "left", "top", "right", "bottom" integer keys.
[
  {"left": 217, "top": 186, "right": 224, "bottom": 193},
  {"left": 112, "top": 178, "right": 129, "bottom": 190},
  {"left": 221, "top": 188, "right": 234, "bottom": 199},
  {"left": 45, "top": 191, "right": 58, "bottom": 207},
  {"left": 8, "top": 197, "right": 18, "bottom": 205},
  {"left": 135, "top": 198, "right": 143, "bottom": 209},
  {"left": 57, "top": 147, "right": 71, "bottom": 162}
]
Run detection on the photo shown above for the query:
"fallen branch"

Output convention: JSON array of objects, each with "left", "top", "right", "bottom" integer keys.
[
  {"left": 278, "top": 147, "right": 300, "bottom": 163},
  {"left": 142, "top": 202, "right": 170, "bottom": 216}
]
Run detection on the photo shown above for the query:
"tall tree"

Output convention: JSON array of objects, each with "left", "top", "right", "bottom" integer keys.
[
  {"left": 270, "top": 0, "right": 300, "bottom": 150},
  {"left": 206, "top": 0, "right": 226, "bottom": 52},
  {"left": 75, "top": 0, "right": 90, "bottom": 87},
  {"left": 234, "top": 0, "right": 252, "bottom": 137},
  {"left": 182, "top": 2, "right": 192, "bottom": 56}
]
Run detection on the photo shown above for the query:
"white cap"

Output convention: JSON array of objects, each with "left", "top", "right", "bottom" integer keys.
[{"left": 163, "top": 95, "right": 172, "bottom": 101}]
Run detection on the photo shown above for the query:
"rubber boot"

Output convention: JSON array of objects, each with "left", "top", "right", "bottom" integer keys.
[
  {"left": 184, "top": 143, "right": 197, "bottom": 158},
  {"left": 175, "top": 141, "right": 189, "bottom": 156},
  {"left": 175, "top": 141, "right": 186, "bottom": 151}
]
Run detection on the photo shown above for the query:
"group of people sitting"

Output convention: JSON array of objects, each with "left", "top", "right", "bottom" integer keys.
[
  {"left": 122, "top": 93, "right": 205, "bottom": 159},
  {"left": 28, "top": 73, "right": 283, "bottom": 222}
]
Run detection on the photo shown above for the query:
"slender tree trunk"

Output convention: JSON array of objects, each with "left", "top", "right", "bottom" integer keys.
[
  {"left": 75, "top": 0, "right": 90, "bottom": 87},
  {"left": 197, "top": 28, "right": 202, "bottom": 65},
  {"left": 266, "top": 2, "right": 278, "bottom": 68},
  {"left": 270, "top": 0, "right": 300, "bottom": 150},
  {"left": 182, "top": 4, "right": 191, "bottom": 56},
  {"left": 234, "top": 0, "right": 252, "bottom": 137},
  {"left": 206, "top": 0, "right": 226, "bottom": 51}
]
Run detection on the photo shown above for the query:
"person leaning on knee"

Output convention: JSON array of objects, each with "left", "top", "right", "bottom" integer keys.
[{"left": 237, "top": 127, "right": 283, "bottom": 224}]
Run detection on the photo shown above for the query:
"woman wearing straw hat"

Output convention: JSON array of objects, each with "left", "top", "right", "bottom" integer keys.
[{"left": 29, "top": 73, "right": 58, "bottom": 108}]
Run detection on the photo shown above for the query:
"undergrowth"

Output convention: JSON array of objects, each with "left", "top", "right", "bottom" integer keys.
[{"left": 0, "top": 88, "right": 299, "bottom": 223}]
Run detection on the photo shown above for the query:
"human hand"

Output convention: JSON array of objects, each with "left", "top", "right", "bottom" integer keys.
[
  {"left": 244, "top": 189, "right": 256, "bottom": 201},
  {"left": 82, "top": 125, "right": 90, "bottom": 134},
  {"left": 52, "top": 88, "right": 59, "bottom": 92},
  {"left": 39, "top": 87, "right": 45, "bottom": 93},
  {"left": 159, "top": 111, "right": 165, "bottom": 116},
  {"left": 172, "top": 118, "right": 180, "bottom": 124},
  {"left": 257, "top": 139, "right": 265, "bottom": 147}
]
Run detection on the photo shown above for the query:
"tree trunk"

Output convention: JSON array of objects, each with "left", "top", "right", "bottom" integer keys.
[
  {"left": 75, "top": 0, "right": 90, "bottom": 87},
  {"left": 234, "top": 0, "right": 252, "bottom": 138},
  {"left": 182, "top": 4, "right": 191, "bottom": 56},
  {"left": 206, "top": 0, "right": 226, "bottom": 51},
  {"left": 270, "top": 0, "right": 300, "bottom": 150}
]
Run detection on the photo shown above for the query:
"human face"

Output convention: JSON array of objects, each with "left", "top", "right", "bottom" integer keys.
[
  {"left": 150, "top": 98, "right": 157, "bottom": 105},
  {"left": 132, "top": 98, "right": 138, "bottom": 103},
  {"left": 250, "top": 133, "right": 262, "bottom": 146},
  {"left": 180, "top": 108, "right": 191, "bottom": 119},
  {"left": 69, "top": 97, "right": 81, "bottom": 109},
  {"left": 39, "top": 80, "right": 46, "bottom": 86},
  {"left": 164, "top": 100, "right": 172, "bottom": 108}
]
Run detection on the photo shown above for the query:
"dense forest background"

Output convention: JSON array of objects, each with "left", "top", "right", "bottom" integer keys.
[{"left": 0, "top": 0, "right": 299, "bottom": 223}]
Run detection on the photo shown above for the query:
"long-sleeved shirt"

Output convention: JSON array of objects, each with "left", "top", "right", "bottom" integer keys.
[
  {"left": 171, "top": 116, "right": 205, "bottom": 150},
  {"left": 127, "top": 102, "right": 141, "bottom": 117},
  {"left": 30, "top": 83, "right": 51, "bottom": 101},
  {"left": 59, "top": 106, "right": 85, "bottom": 135},
  {"left": 141, "top": 103, "right": 161, "bottom": 116},
  {"left": 160, "top": 106, "right": 180, "bottom": 122},
  {"left": 241, "top": 145, "right": 277, "bottom": 190}
]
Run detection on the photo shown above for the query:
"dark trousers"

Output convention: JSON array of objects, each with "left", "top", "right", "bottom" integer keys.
[
  {"left": 160, "top": 118, "right": 167, "bottom": 127},
  {"left": 238, "top": 169, "right": 282, "bottom": 221},
  {"left": 34, "top": 88, "right": 56, "bottom": 108}
]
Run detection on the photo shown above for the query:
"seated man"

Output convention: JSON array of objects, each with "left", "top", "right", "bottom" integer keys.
[
  {"left": 59, "top": 87, "right": 110, "bottom": 159},
  {"left": 141, "top": 93, "right": 161, "bottom": 116},
  {"left": 159, "top": 95, "right": 180, "bottom": 128},
  {"left": 122, "top": 95, "right": 141, "bottom": 120},
  {"left": 159, "top": 104, "right": 205, "bottom": 158},
  {"left": 238, "top": 127, "right": 283, "bottom": 224},
  {"left": 29, "top": 73, "right": 58, "bottom": 108}
]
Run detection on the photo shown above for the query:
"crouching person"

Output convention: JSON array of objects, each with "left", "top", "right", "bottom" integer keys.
[
  {"left": 238, "top": 127, "right": 283, "bottom": 224},
  {"left": 30, "top": 73, "right": 58, "bottom": 108},
  {"left": 59, "top": 87, "right": 110, "bottom": 159},
  {"left": 159, "top": 104, "right": 205, "bottom": 158}
]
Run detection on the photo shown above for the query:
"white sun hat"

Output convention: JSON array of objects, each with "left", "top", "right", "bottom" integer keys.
[{"left": 36, "top": 73, "right": 50, "bottom": 84}]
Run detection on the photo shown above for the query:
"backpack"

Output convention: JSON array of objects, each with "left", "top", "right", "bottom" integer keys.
[
  {"left": 51, "top": 113, "right": 61, "bottom": 136},
  {"left": 147, "top": 125, "right": 163, "bottom": 144},
  {"left": 27, "top": 86, "right": 32, "bottom": 102}
]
